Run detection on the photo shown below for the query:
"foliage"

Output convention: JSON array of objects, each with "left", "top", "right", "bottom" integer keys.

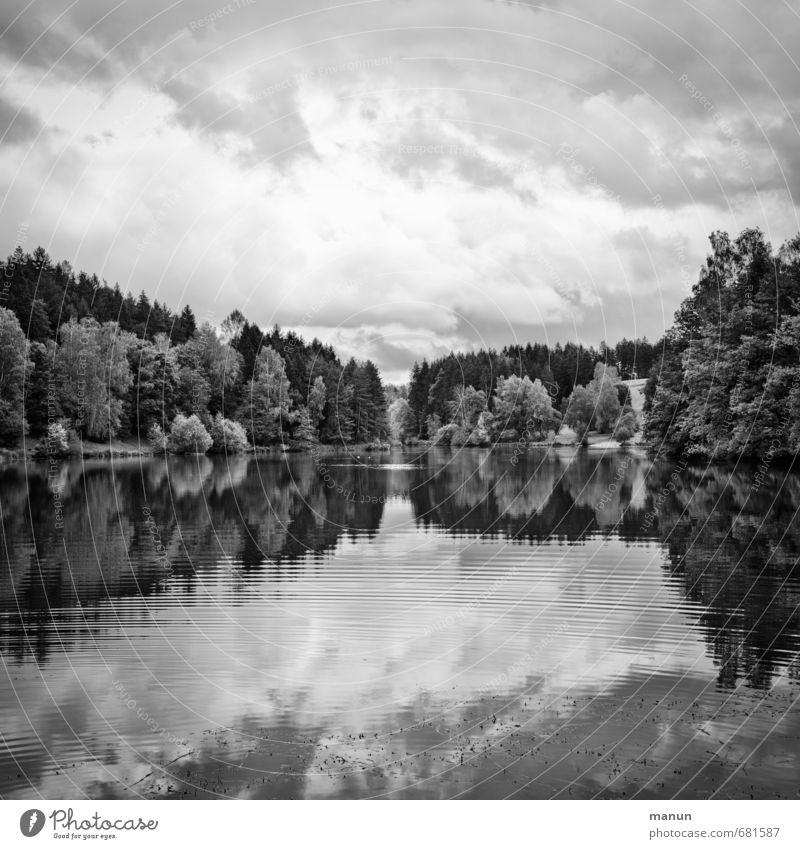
[
  {"left": 291, "top": 407, "right": 318, "bottom": 449},
  {"left": 173, "top": 361, "right": 211, "bottom": 422},
  {"left": 179, "top": 323, "right": 243, "bottom": 417},
  {"left": 167, "top": 413, "right": 212, "bottom": 454},
  {"left": 586, "top": 363, "right": 622, "bottom": 432},
  {"left": 613, "top": 408, "right": 638, "bottom": 444},
  {"left": 493, "top": 375, "right": 560, "bottom": 441},
  {"left": 432, "top": 423, "right": 460, "bottom": 445},
  {"left": 307, "top": 375, "right": 327, "bottom": 433},
  {"left": 644, "top": 228, "right": 800, "bottom": 458},
  {"left": 388, "top": 398, "right": 416, "bottom": 443},
  {"left": 0, "top": 247, "right": 392, "bottom": 452},
  {"left": 0, "top": 307, "right": 31, "bottom": 443},
  {"left": 420, "top": 374, "right": 560, "bottom": 446},
  {"left": 448, "top": 385, "right": 486, "bottom": 429},
  {"left": 606, "top": 337, "right": 655, "bottom": 380},
  {"left": 128, "top": 338, "right": 178, "bottom": 436},
  {"left": 562, "top": 385, "right": 595, "bottom": 444},
  {"left": 425, "top": 413, "right": 441, "bottom": 438},
  {"left": 473, "top": 410, "right": 494, "bottom": 445},
  {"left": 25, "top": 340, "right": 59, "bottom": 436},
  {"left": 36, "top": 422, "right": 70, "bottom": 458},
  {"left": 56, "top": 318, "right": 135, "bottom": 440},
  {"left": 408, "top": 361, "right": 432, "bottom": 436},
  {"left": 147, "top": 423, "right": 167, "bottom": 452},
  {"left": 334, "top": 383, "right": 356, "bottom": 444},
  {"left": 345, "top": 358, "right": 387, "bottom": 442},
  {"left": 560, "top": 361, "right": 639, "bottom": 444},
  {"left": 0, "top": 246, "right": 197, "bottom": 344},
  {"left": 242, "top": 345, "right": 293, "bottom": 446},
  {"left": 209, "top": 414, "right": 249, "bottom": 453}
]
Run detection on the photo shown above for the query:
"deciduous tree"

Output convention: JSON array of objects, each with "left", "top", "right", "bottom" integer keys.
[{"left": 0, "top": 307, "right": 32, "bottom": 443}]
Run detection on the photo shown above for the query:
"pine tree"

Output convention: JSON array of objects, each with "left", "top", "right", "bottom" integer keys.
[
  {"left": 407, "top": 360, "right": 431, "bottom": 436},
  {"left": 25, "top": 340, "right": 59, "bottom": 436}
]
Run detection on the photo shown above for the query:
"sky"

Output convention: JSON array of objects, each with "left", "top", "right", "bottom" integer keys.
[{"left": 1, "top": 0, "right": 799, "bottom": 382}]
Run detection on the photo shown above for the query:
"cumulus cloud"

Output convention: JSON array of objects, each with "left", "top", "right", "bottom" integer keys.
[{"left": 1, "top": 0, "right": 798, "bottom": 381}]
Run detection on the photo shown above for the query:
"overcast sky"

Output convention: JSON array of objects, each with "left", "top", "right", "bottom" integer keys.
[{"left": 1, "top": 0, "right": 799, "bottom": 381}]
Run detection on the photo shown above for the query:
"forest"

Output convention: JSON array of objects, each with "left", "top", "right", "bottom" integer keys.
[
  {"left": 0, "top": 244, "right": 656, "bottom": 456},
  {"left": 0, "top": 246, "right": 387, "bottom": 454},
  {"left": 399, "top": 225, "right": 800, "bottom": 458},
  {"left": 642, "top": 227, "right": 800, "bottom": 459},
  {"left": 3, "top": 225, "right": 794, "bottom": 459},
  {"left": 397, "top": 344, "right": 648, "bottom": 446}
]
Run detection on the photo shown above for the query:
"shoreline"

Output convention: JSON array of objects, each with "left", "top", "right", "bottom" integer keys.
[{"left": 1, "top": 439, "right": 649, "bottom": 467}]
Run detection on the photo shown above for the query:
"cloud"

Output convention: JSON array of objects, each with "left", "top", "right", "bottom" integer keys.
[
  {"left": 0, "top": 94, "right": 43, "bottom": 144},
  {"left": 1, "top": 0, "right": 798, "bottom": 381}
]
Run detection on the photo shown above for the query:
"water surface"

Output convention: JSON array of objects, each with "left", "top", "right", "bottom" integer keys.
[{"left": 1, "top": 448, "right": 799, "bottom": 799}]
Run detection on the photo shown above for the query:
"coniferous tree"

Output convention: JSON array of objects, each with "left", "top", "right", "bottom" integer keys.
[
  {"left": 171, "top": 304, "right": 196, "bottom": 344},
  {"left": 643, "top": 227, "right": 799, "bottom": 458},
  {"left": 127, "top": 339, "right": 178, "bottom": 436},
  {"left": 25, "top": 340, "right": 60, "bottom": 436},
  {"left": 408, "top": 360, "right": 432, "bottom": 437}
]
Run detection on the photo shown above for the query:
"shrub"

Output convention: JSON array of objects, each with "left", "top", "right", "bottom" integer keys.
[
  {"left": 466, "top": 428, "right": 491, "bottom": 447},
  {"left": 450, "top": 425, "right": 469, "bottom": 447},
  {"left": 452, "top": 425, "right": 493, "bottom": 447},
  {"left": 613, "top": 408, "right": 638, "bottom": 444},
  {"left": 0, "top": 398, "right": 26, "bottom": 445},
  {"left": 33, "top": 421, "right": 70, "bottom": 458},
  {"left": 66, "top": 427, "right": 83, "bottom": 456},
  {"left": 147, "top": 423, "right": 167, "bottom": 452},
  {"left": 49, "top": 422, "right": 70, "bottom": 455},
  {"left": 167, "top": 413, "right": 212, "bottom": 454},
  {"left": 425, "top": 413, "right": 441, "bottom": 439},
  {"left": 432, "top": 423, "right": 459, "bottom": 445},
  {"left": 210, "top": 414, "right": 249, "bottom": 453},
  {"left": 364, "top": 440, "right": 390, "bottom": 451}
]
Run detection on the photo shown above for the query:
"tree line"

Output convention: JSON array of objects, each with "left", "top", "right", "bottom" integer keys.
[
  {"left": 10, "top": 226, "right": 791, "bottom": 461},
  {"left": 392, "top": 339, "right": 650, "bottom": 444},
  {"left": 0, "top": 247, "right": 388, "bottom": 453},
  {"left": 643, "top": 228, "right": 800, "bottom": 459},
  {"left": 393, "top": 225, "right": 800, "bottom": 459}
]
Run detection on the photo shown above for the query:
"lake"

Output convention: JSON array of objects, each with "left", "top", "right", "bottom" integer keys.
[{"left": 1, "top": 448, "right": 799, "bottom": 799}]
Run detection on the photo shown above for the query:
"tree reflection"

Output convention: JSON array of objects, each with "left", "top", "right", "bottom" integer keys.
[
  {"left": 0, "top": 455, "right": 389, "bottom": 659},
  {"left": 409, "top": 448, "right": 654, "bottom": 542},
  {"left": 407, "top": 449, "right": 800, "bottom": 689},
  {"left": 646, "top": 463, "right": 800, "bottom": 689},
  {"left": 2, "top": 451, "right": 800, "bottom": 687}
]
